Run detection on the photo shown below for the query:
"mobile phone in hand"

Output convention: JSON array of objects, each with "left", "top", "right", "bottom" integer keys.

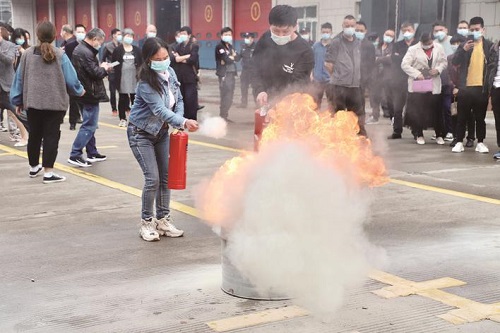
[
  {"left": 109, "top": 61, "right": 120, "bottom": 67},
  {"left": 467, "top": 35, "right": 475, "bottom": 43}
]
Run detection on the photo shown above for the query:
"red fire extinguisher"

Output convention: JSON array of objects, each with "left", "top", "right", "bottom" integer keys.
[
  {"left": 168, "top": 130, "right": 188, "bottom": 190},
  {"left": 254, "top": 105, "right": 270, "bottom": 152}
]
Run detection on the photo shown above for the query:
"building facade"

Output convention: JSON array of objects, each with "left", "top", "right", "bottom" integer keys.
[{"left": 6, "top": 0, "right": 500, "bottom": 69}]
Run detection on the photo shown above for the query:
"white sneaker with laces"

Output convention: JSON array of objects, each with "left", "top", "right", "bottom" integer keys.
[
  {"left": 416, "top": 136, "right": 425, "bottom": 145},
  {"left": 444, "top": 133, "right": 454, "bottom": 142},
  {"left": 118, "top": 119, "right": 127, "bottom": 127},
  {"left": 475, "top": 142, "right": 489, "bottom": 153},
  {"left": 452, "top": 142, "right": 464, "bottom": 153},
  {"left": 156, "top": 215, "right": 184, "bottom": 237},
  {"left": 140, "top": 219, "right": 160, "bottom": 241},
  {"left": 436, "top": 137, "right": 445, "bottom": 145}
]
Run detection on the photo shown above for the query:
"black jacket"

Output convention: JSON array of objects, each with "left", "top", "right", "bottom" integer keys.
[
  {"left": 236, "top": 42, "right": 256, "bottom": 71},
  {"left": 111, "top": 44, "right": 143, "bottom": 91},
  {"left": 360, "top": 38, "right": 376, "bottom": 87},
  {"left": 215, "top": 41, "right": 238, "bottom": 77},
  {"left": 175, "top": 40, "right": 200, "bottom": 83},
  {"left": 391, "top": 39, "right": 418, "bottom": 86},
  {"left": 62, "top": 36, "right": 78, "bottom": 60},
  {"left": 72, "top": 41, "right": 109, "bottom": 104},
  {"left": 252, "top": 31, "right": 314, "bottom": 99},
  {"left": 453, "top": 38, "right": 493, "bottom": 91},
  {"left": 486, "top": 41, "right": 500, "bottom": 93}
]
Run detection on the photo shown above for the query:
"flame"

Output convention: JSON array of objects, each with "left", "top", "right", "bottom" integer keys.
[{"left": 198, "top": 93, "right": 388, "bottom": 227}]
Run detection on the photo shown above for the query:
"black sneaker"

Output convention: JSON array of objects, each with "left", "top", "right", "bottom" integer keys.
[
  {"left": 67, "top": 156, "right": 92, "bottom": 167},
  {"left": 69, "top": 124, "right": 76, "bottom": 130},
  {"left": 465, "top": 138, "right": 474, "bottom": 148},
  {"left": 87, "top": 154, "right": 107, "bottom": 162},
  {"left": 197, "top": 105, "right": 205, "bottom": 111},
  {"left": 29, "top": 165, "right": 43, "bottom": 178},
  {"left": 43, "top": 173, "right": 66, "bottom": 184},
  {"left": 387, "top": 133, "right": 402, "bottom": 139},
  {"left": 449, "top": 139, "right": 458, "bottom": 147}
]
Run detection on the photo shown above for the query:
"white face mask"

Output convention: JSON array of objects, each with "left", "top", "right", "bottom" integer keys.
[
  {"left": 421, "top": 43, "right": 433, "bottom": 50},
  {"left": 403, "top": 31, "right": 415, "bottom": 40},
  {"left": 301, "top": 34, "right": 310, "bottom": 40},
  {"left": 76, "top": 32, "right": 86, "bottom": 41},
  {"left": 147, "top": 32, "right": 157, "bottom": 38},
  {"left": 343, "top": 27, "right": 355, "bottom": 37},
  {"left": 271, "top": 31, "right": 291, "bottom": 46},
  {"left": 457, "top": 28, "right": 469, "bottom": 37}
]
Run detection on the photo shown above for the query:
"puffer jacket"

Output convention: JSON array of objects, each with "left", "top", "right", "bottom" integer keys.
[
  {"left": 486, "top": 41, "right": 500, "bottom": 92},
  {"left": 72, "top": 40, "right": 109, "bottom": 104}
]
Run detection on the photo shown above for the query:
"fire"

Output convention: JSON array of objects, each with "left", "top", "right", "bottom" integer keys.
[{"left": 198, "top": 93, "right": 388, "bottom": 227}]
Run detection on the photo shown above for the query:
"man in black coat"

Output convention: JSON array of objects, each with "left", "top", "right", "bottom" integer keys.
[
  {"left": 215, "top": 27, "right": 238, "bottom": 121},
  {"left": 236, "top": 32, "right": 256, "bottom": 108},
  {"left": 68, "top": 28, "right": 111, "bottom": 167}
]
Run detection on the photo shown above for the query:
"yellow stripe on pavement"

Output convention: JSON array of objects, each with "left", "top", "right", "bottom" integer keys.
[{"left": 0, "top": 144, "right": 200, "bottom": 218}]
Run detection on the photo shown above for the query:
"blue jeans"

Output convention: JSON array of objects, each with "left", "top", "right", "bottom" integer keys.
[
  {"left": 127, "top": 124, "right": 171, "bottom": 220},
  {"left": 70, "top": 103, "right": 99, "bottom": 158}
]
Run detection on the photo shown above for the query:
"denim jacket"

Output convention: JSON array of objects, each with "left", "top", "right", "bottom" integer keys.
[{"left": 129, "top": 67, "right": 185, "bottom": 136}]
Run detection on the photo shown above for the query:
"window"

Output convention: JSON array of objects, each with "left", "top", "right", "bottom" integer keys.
[
  {"left": 0, "top": 0, "right": 12, "bottom": 25},
  {"left": 296, "top": 5, "right": 317, "bottom": 42}
]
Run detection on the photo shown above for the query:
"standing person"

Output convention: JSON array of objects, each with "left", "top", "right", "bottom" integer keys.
[
  {"left": 127, "top": 37, "right": 199, "bottom": 242},
  {"left": 237, "top": 32, "right": 256, "bottom": 108},
  {"left": 68, "top": 28, "right": 111, "bottom": 167},
  {"left": 367, "top": 29, "right": 395, "bottom": 123},
  {"left": 112, "top": 28, "right": 142, "bottom": 127},
  {"left": 488, "top": 36, "right": 500, "bottom": 160},
  {"left": 10, "top": 21, "right": 84, "bottom": 183},
  {"left": 60, "top": 24, "right": 75, "bottom": 53},
  {"left": 388, "top": 22, "right": 418, "bottom": 139},
  {"left": 252, "top": 5, "right": 314, "bottom": 107},
  {"left": 447, "top": 34, "right": 467, "bottom": 147},
  {"left": 174, "top": 26, "right": 199, "bottom": 120},
  {"left": 401, "top": 32, "right": 447, "bottom": 145},
  {"left": 451, "top": 17, "right": 492, "bottom": 153},
  {"left": 355, "top": 20, "right": 375, "bottom": 122},
  {"left": 312, "top": 22, "right": 332, "bottom": 108},
  {"left": 12, "top": 28, "right": 29, "bottom": 70},
  {"left": 138, "top": 25, "right": 157, "bottom": 49},
  {"left": 457, "top": 20, "right": 469, "bottom": 38},
  {"left": 299, "top": 27, "right": 314, "bottom": 47},
  {"left": 102, "top": 28, "right": 122, "bottom": 116},
  {"left": 215, "top": 27, "right": 238, "bottom": 122},
  {"left": 325, "top": 15, "right": 366, "bottom": 136},
  {"left": 432, "top": 21, "right": 454, "bottom": 56}
]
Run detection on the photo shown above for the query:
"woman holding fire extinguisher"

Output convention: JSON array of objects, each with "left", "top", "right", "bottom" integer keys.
[{"left": 127, "top": 37, "right": 199, "bottom": 242}]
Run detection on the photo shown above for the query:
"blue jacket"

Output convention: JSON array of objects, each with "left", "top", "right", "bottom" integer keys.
[{"left": 129, "top": 67, "right": 185, "bottom": 136}]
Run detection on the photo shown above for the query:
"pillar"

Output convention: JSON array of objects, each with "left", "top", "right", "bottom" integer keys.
[
  {"left": 180, "top": 0, "right": 190, "bottom": 27},
  {"left": 116, "top": 0, "right": 124, "bottom": 29},
  {"left": 90, "top": 0, "right": 97, "bottom": 28},
  {"left": 67, "top": 0, "right": 75, "bottom": 27},
  {"left": 222, "top": 0, "right": 232, "bottom": 28}
]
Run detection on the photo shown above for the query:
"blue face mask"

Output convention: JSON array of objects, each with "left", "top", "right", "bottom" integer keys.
[
  {"left": 175, "top": 37, "right": 182, "bottom": 44},
  {"left": 116, "top": 35, "right": 123, "bottom": 43},
  {"left": 76, "top": 32, "right": 86, "bottom": 41},
  {"left": 178, "top": 34, "right": 188, "bottom": 43},
  {"left": 15, "top": 38, "right": 25, "bottom": 46},
  {"left": 473, "top": 30, "right": 483, "bottom": 40},
  {"left": 244, "top": 38, "right": 251, "bottom": 45},
  {"left": 383, "top": 35, "right": 394, "bottom": 44},
  {"left": 434, "top": 30, "right": 447, "bottom": 42},
  {"left": 222, "top": 35, "right": 232, "bottom": 44},
  {"left": 150, "top": 58, "right": 171, "bottom": 72},
  {"left": 123, "top": 36, "right": 134, "bottom": 45},
  {"left": 343, "top": 27, "right": 355, "bottom": 37},
  {"left": 457, "top": 28, "right": 469, "bottom": 37},
  {"left": 93, "top": 43, "right": 101, "bottom": 51},
  {"left": 321, "top": 33, "right": 331, "bottom": 40},
  {"left": 354, "top": 31, "right": 365, "bottom": 40}
]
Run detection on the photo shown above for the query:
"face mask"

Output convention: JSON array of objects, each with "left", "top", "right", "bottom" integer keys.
[
  {"left": 271, "top": 31, "right": 291, "bottom": 46},
  {"left": 434, "top": 30, "right": 446, "bottom": 41},
  {"left": 321, "top": 33, "right": 331, "bottom": 40},
  {"left": 244, "top": 38, "right": 251, "bottom": 45},
  {"left": 116, "top": 35, "right": 123, "bottom": 42},
  {"left": 76, "top": 32, "right": 86, "bottom": 41},
  {"left": 150, "top": 58, "right": 171, "bottom": 72},
  {"left": 93, "top": 42, "right": 101, "bottom": 51},
  {"left": 450, "top": 44, "right": 459, "bottom": 52},
  {"left": 175, "top": 37, "right": 182, "bottom": 44},
  {"left": 147, "top": 32, "right": 157, "bottom": 38},
  {"left": 373, "top": 42, "right": 378, "bottom": 47},
  {"left": 221, "top": 36, "right": 232, "bottom": 44},
  {"left": 403, "top": 31, "right": 414, "bottom": 40},
  {"left": 301, "top": 34, "right": 310, "bottom": 40},
  {"left": 123, "top": 36, "right": 134, "bottom": 45},
  {"left": 354, "top": 31, "right": 366, "bottom": 40},
  {"left": 457, "top": 28, "right": 469, "bottom": 37},
  {"left": 473, "top": 30, "right": 483, "bottom": 40},
  {"left": 421, "top": 43, "right": 433, "bottom": 50},
  {"left": 15, "top": 38, "right": 25, "bottom": 46},
  {"left": 178, "top": 34, "right": 188, "bottom": 43},
  {"left": 343, "top": 27, "right": 355, "bottom": 37},
  {"left": 383, "top": 35, "right": 394, "bottom": 44}
]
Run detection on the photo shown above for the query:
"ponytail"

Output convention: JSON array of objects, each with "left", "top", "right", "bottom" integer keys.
[
  {"left": 36, "top": 21, "right": 57, "bottom": 64},
  {"left": 40, "top": 41, "right": 56, "bottom": 63}
]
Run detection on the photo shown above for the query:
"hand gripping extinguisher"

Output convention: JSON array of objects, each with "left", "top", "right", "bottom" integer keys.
[
  {"left": 168, "top": 129, "right": 188, "bottom": 190},
  {"left": 254, "top": 105, "right": 270, "bottom": 152}
]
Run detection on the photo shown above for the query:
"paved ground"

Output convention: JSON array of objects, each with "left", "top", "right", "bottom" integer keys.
[{"left": 0, "top": 71, "right": 499, "bottom": 333}]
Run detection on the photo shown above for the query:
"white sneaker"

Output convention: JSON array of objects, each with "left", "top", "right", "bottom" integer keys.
[
  {"left": 436, "top": 137, "right": 445, "bottom": 145},
  {"left": 444, "top": 133, "right": 454, "bottom": 142},
  {"left": 156, "top": 215, "right": 184, "bottom": 237},
  {"left": 475, "top": 142, "right": 489, "bottom": 153},
  {"left": 416, "top": 136, "right": 425, "bottom": 145},
  {"left": 365, "top": 116, "right": 379, "bottom": 125},
  {"left": 118, "top": 119, "right": 127, "bottom": 127},
  {"left": 140, "top": 219, "right": 160, "bottom": 241},
  {"left": 452, "top": 142, "right": 464, "bottom": 153}
]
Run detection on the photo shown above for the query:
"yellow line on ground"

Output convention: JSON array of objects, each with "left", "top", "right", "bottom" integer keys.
[
  {"left": 0, "top": 144, "right": 200, "bottom": 218},
  {"left": 0, "top": 152, "right": 14, "bottom": 157},
  {"left": 389, "top": 179, "right": 500, "bottom": 205},
  {"left": 97, "top": 145, "right": 118, "bottom": 149},
  {"left": 206, "top": 306, "right": 309, "bottom": 332}
]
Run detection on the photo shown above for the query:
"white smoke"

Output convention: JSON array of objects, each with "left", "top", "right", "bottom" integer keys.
[
  {"left": 217, "top": 141, "right": 386, "bottom": 317},
  {"left": 198, "top": 115, "right": 227, "bottom": 139}
]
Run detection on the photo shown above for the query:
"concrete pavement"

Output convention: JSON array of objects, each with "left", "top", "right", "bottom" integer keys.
[{"left": 0, "top": 71, "right": 499, "bottom": 332}]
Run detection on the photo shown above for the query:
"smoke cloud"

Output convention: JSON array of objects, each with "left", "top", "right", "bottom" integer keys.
[{"left": 198, "top": 115, "right": 227, "bottom": 139}]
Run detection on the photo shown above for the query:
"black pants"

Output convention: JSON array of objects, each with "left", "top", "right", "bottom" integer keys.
[
  {"left": 180, "top": 82, "right": 199, "bottom": 120},
  {"left": 330, "top": 85, "right": 366, "bottom": 136},
  {"left": 240, "top": 69, "right": 253, "bottom": 106},
  {"left": 391, "top": 85, "right": 408, "bottom": 135},
  {"left": 406, "top": 93, "right": 444, "bottom": 137},
  {"left": 27, "top": 109, "right": 65, "bottom": 168},
  {"left": 312, "top": 81, "right": 328, "bottom": 108},
  {"left": 118, "top": 93, "right": 135, "bottom": 120},
  {"left": 108, "top": 72, "right": 117, "bottom": 111},
  {"left": 456, "top": 86, "right": 488, "bottom": 143},
  {"left": 490, "top": 87, "right": 500, "bottom": 147},
  {"left": 219, "top": 73, "right": 236, "bottom": 119},
  {"left": 68, "top": 96, "right": 82, "bottom": 126}
]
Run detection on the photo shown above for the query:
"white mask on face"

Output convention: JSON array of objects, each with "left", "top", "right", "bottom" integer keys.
[
  {"left": 271, "top": 31, "right": 291, "bottom": 46},
  {"left": 343, "top": 27, "right": 355, "bottom": 37}
]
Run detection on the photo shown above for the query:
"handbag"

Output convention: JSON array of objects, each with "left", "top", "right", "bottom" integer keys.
[{"left": 412, "top": 79, "right": 433, "bottom": 93}]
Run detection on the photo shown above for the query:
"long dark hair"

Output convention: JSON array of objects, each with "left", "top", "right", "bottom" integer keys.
[
  {"left": 138, "top": 37, "right": 169, "bottom": 95},
  {"left": 36, "top": 21, "right": 57, "bottom": 63},
  {"left": 12, "top": 28, "right": 28, "bottom": 49}
]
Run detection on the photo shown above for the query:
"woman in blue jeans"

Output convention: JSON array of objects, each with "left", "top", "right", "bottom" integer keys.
[{"left": 127, "top": 37, "right": 198, "bottom": 242}]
